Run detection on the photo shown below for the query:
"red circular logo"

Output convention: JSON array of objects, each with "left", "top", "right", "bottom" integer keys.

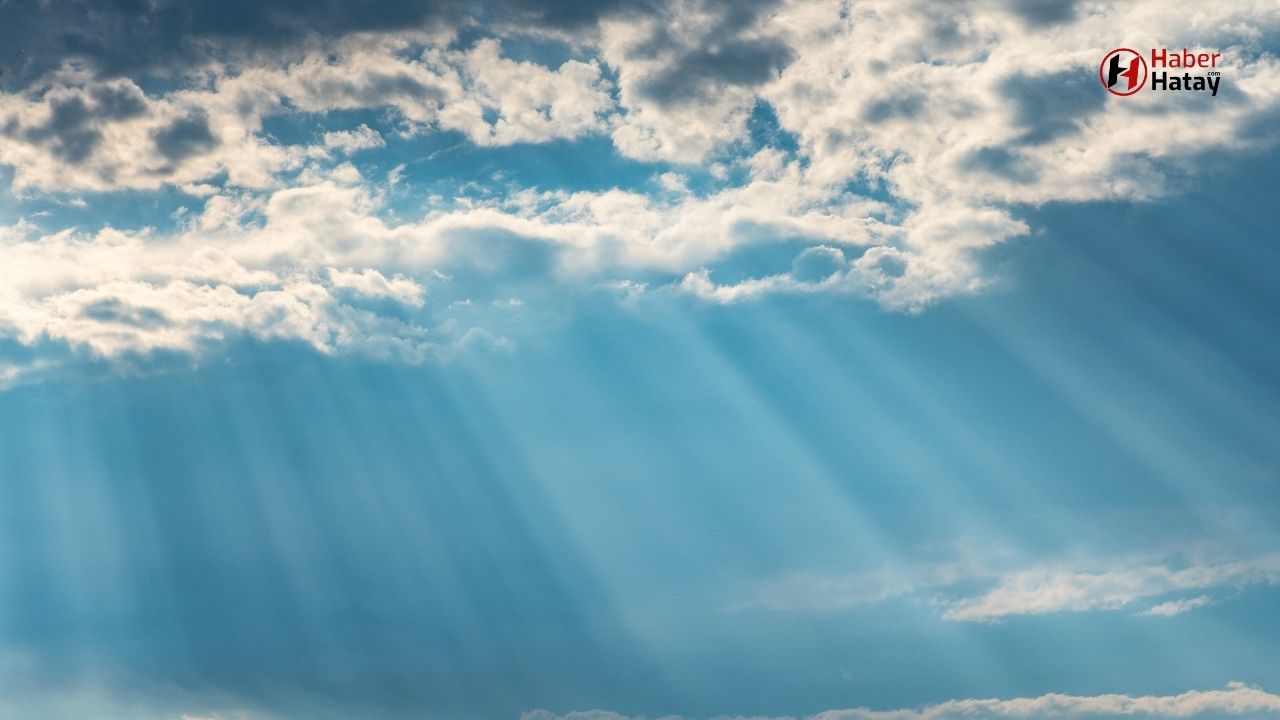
[{"left": 1100, "top": 48, "right": 1147, "bottom": 96}]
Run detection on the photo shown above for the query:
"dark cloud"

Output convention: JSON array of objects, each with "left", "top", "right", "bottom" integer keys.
[
  {"left": 0, "top": 0, "right": 757, "bottom": 89},
  {"left": 639, "top": 36, "right": 795, "bottom": 105},
  {"left": 0, "top": 81, "right": 153, "bottom": 170},
  {"left": 90, "top": 84, "right": 149, "bottom": 120},
  {"left": 337, "top": 71, "right": 445, "bottom": 106},
  {"left": 8, "top": 96, "right": 102, "bottom": 164},
  {"left": 0, "top": 0, "right": 794, "bottom": 112},
  {"left": 80, "top": 298, "right": 170, "bottom": 329},
  {"left": 152, "top": 111, "right": 220, "bottom": 162},
  {"left": 630, "top": 0, "right": 795, "bottom": 105},
  {"left": 0, "top": 82, "right": 151, "bottom": 169},
  {"left": 927, "top": 15, "right": 968, "bottom": 50},
  {"left": 863, "top": 93, "right": 926, "bottom": 123},
  {"left": 493, "top": 0, "right": 661, "bottom": 29},
  {"left": 0, "top": 0, "right": 464, "bottom": 88},
  {"left": 1005, "top": 70, "right": 1106, "bottom": 144},
  {"left": 1007, "top": 0, "right": 1079, "bottom": 27},
  {"left": 961, "top": 146, "right": 1039, "bottom": 182}
]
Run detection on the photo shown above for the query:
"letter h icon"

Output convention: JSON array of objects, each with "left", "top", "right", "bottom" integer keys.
[{"left": 1107, "top": 54, "right": 1141, "bottom": 91}]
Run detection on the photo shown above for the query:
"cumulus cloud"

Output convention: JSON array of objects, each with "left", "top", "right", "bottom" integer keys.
[
  {"left": 0, "top": 154, "right": 901, "bottom": 374},
  {"left": 322, "top": 124, "right": 386, "bottom": 154},
  {"left": 328, "top": 267, "right": 426, "bottom": 305},
  {"left": 1, "top": 0, "right": 1279, "bottom": 375},
  {"left": 4, "top": 0, "right": 1280, "bottom": 199},
  {"left": 604, "top": 0, "right": 1280, "bottom": 308},
  {"left": 0, "top": 35, "right": 616, "bottom": 192},
  {"left": 765, "top": 0, "right": 1280, "bottom": 199},
  {"left": 601, "top": 0, "right": 795, "bottom": 163},
  {"left": 0, "top": 0, "right": 754, "bottom": 88},
  {"left": 0, "top": 0, "right": 463, "bottom": 85},
  {"left": 523, "top": 682, "right": 1280, "bottom": 720},
  {"left": 0, "top": 72, "right": 296, "bottom": 191},
  {"left": 0, "top": 183, "right": 447, "bottom": 368}
]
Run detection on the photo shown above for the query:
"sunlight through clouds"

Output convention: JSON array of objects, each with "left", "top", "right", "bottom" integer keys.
[
  {"left": 1, "top": 1, "right": 1278, "bottom": 385},
  {"left": 1, "top": 1, "right": 1279, "bottom": 719}
]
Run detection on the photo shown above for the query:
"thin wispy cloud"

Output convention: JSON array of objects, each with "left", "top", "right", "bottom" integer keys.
[
  {"left": 1139, "top": 595, "right": 1214, "bottom": 617},
  {"left": 524, "top": 682, "right": 1280, "bottom": 720},
  {"left": 739, "top": 554, "right": 1280, "bottom": 622},
  {"left": 942, "top": 556, "right": 1280, "bottom": 622}
]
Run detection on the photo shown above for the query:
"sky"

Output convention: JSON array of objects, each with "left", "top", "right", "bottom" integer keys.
[{"left": 1, "top": 1, "right": 1279, "bottom": 719}]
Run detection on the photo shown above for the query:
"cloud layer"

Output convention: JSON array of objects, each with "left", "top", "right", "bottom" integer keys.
[
  {"left": 741, "top": 554, "right": 1280, "bottom": 622},
  {"left": 523, "top": 682, "right": 1280, "bottom": 720},
  {"left": 942, "top": 556, "right": 1280, "bottom": 622},
  {"left": 2, "top": 0, "right": 1280, "bottom": 380}
]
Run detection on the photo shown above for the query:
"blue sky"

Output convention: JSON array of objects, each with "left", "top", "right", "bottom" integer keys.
[{"left": 1, "top": 2, "right": 1279, "bottom": 719}]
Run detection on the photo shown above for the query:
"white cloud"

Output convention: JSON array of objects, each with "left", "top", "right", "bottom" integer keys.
[
  {"left": 0, "top": 36, "right": 615, "bottom": 193},
  {"left": 589, "top": 0, "right": 1280, "bottom": 308},
  {"left": 0, "top": 182, "right": 450, "bottom": 367},
  {"left": 524, "top": 682, "right": 1280, "bottom": 720},
  {"left": 0, "top": 162, "right": 879, "bottom": 373},
  {"left": 322, "top": 124, "right": 385, "bottom": 154},
  {"left": 453, "top": 38, "right": 615, "bottom": 146},
  {"left": 2, "top": 0, "right": 1279, "bottom": 372},
  {"left": 597, "top": 2, "right": 775, "bottom": 164},
  {"left": 328, "top": 267, "right": 426, "bottom": 307},
  {"left": 762, "top": 0, "right": 1280, "bottom": 205},
  {"left": 0, "top": 73, "right": 297, "bottom": 192},
  {"left": 736, "top": 551, "right": 1279, "bottom": 621},
  {"left": 202, "top": 34, "right": 615, "bottom": 153},
  {"left": 813, "top": 682, "right": 1280, "bottom": 720},
  {"left": 1140, "top": 595, "right": 1214, "bottom": 617},
  {"left": 942, "top": 556, "right": 1280, "bottom": 622}
]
